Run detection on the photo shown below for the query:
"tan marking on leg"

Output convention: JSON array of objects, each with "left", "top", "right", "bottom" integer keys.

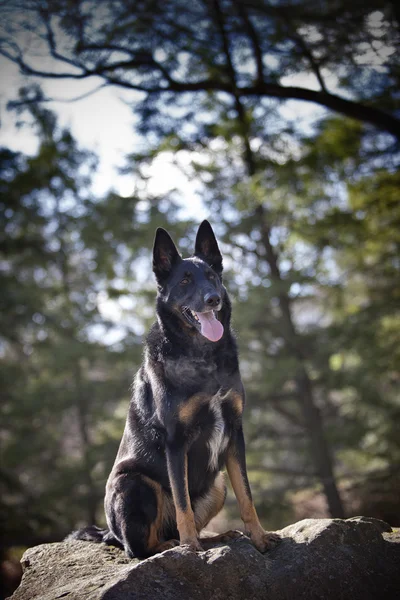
[
  {"left": 195, "top": 473, "right": 244, "bottom": 548},
  {"left": 151, "top": 492, "right": 180, "bottom": 555},
  {"left": 153, "top": 539, "right": 180, "bottom": 553},
  {"left": 175, "top": 505, "right": 199, "bottom": 547},
  {"left": 194, "top": 471, "right": 226, "bottom": 532},
  {"left": 226, "top": 453, "right": 259, "bottom": 525},
  {"left": 160, "top": 491, "right": 176, "bottom": 530},
  {"left": 178, "top": 393, "right": 210, "bottom": 424},
  {"left": 230, "top": 391, "right": 244, "bottom": 416},
  {"left": 141, "top": 475, "right": 164, "bottom": 551},
  {"left": 226, "top": 452, "right": 279, "bottom": 552},
  {"left": 140, "top": 477, "right": 186, "bottom": 555},
  {"left": 168, "top": 453, "right": 201, "bottom": 550},
  {"left": 219, "top": 388, "right": 244, "bottom": 416},
  {"left": 179, "top": 390, "right": 243, "bottom": 425},
  {"left": 200, "top": 530, "right": 245, "bottom": 549}
]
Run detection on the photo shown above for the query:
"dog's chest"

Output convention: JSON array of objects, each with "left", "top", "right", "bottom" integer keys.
[
  {"left": 206, "top": 396, "right": 229, "bottom": 470},
  {"left": 164, "top": 355, "right": 219, "bottom": 390},
  {"left": 183, "top": 393, "right": 230, "bottom": 472},
  {"left": 164, "top": 356, "right": 232, "bottom": 470}
]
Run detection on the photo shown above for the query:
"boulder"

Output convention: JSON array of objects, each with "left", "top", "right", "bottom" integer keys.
[{"left": 10, "top": 517, "right": 400, "bottom": 600}]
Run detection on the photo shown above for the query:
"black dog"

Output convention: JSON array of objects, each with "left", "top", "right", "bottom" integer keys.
[{"left": 69, "top": 221, "right": 280, "bottom": 557}]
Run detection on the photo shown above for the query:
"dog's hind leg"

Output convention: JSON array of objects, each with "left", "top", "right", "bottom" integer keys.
[
  {"left": 193, "top": 472, "right": 244, "bottom": 549},
  {"left": 193, "top": 471, "right": 227, "bottom": 532},
  {"left": 106, "top": 471, "right": 177, "bottom": 558}
]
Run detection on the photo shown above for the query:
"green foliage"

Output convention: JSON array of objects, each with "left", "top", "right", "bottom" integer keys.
[
  {"left": 126, "top": 87, "right": 400, "bottom": 524},
  {"left": 1, "top": 1, "right": 399, "bottom": 137},
  {"left": 0, "top": 105, "right": 151, "bottom": 545},
  {"left": 1, "top": 0, "right": 400, "bottom": 548}
]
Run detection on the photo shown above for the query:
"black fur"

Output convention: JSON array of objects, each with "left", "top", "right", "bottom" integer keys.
[{"left": 69, "top": 221, "right": 279, "bottom": 558}]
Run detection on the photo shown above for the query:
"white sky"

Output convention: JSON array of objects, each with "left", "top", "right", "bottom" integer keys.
[
  {"left": 0, "top": 8, "right": 389, "bottom": 216},
  {"left": 0, "top": 56, "right": 207, "bottom": 218},
  {"left": 0, "top": 56, "right": 209, "bottom": 341},
  {"left": 0, "top": 10, "right": 392, "bottom": 344},
  {"left": 0, "top": 53, "right": 331, "bottom": 341},
  {"left": 0, "top": 44, "right": 332, "bottom": 204}
]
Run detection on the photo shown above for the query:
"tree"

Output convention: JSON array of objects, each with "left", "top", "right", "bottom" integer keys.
[
  {"left": 1, "top": 0, "right": 399, "bottom": 526},
  {"left": 124, "top": 103, "right": 399, "bottom": 524},
  {"left": 0, "top": 98, "right": 151, "bottom": 546},
  {"left": 0, "top": 0, "right": 399, "bottom": 137}
]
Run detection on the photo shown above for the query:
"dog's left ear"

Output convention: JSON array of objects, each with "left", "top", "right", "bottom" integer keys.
[
  {"left": 194, "top": 220, "right": 223, "bottom": 275},
  {"left": 153, "top": 227, "right": 182, "bottom": 285}
]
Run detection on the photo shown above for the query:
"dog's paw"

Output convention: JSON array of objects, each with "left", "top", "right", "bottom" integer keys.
[
  {"left": 252, "top": 530, "right": 281, "bottom": 553},
  {"left": 220, "top": 529, "right": 245, "bottom": 540},
  {"left": 199, "top": 529, "right": 245, "bottom": 549},
  {"left": 155, "top": 539, "right": 180, "bottom": 553},
  {"left": 180, "top": 539, "right": 203, "bottom": 553}
]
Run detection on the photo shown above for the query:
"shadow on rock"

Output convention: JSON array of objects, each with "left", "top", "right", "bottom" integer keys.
[{"left": 10, "top": 517, "right": 400, "bottom": 600}]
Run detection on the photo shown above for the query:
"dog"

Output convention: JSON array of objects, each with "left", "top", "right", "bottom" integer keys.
[{"left": 68, "top": 220, "right": 280, "bottom": 557}]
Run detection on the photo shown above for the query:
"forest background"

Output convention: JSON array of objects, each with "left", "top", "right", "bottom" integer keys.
[{"left": 1, "top": 0, "right": 399, "bottom": 571}]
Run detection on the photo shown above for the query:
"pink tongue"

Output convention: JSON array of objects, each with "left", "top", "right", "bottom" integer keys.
[{"left": 195, "top": 311, "right": 224, "bottom": 342}]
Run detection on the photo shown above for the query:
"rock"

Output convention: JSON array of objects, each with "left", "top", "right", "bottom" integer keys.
[{"left": 10, "top": 517, "right": 400, "bottom": 600}]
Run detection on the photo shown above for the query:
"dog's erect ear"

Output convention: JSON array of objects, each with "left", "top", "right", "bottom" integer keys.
[
  {"left": 153, "top": 228, "right": 181, "bottom": 284},
  {"left": 194, "top": 220, "right": 223, "bottom": 275}
]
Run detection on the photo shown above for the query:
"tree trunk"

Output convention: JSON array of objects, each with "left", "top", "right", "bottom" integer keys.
[
  {"left": 211, "top": 0, "right": 345, "bottom": 517},
  {"left": 255, "top": 204, "right": 345, "bottom": 518},
  {"left": 296, "top": 370, "right": 345, "bottom": 517}
]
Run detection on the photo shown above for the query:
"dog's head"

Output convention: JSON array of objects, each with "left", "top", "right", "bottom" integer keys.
[{"left": 152, "top": 221, "right": 226, "bottom": 342}]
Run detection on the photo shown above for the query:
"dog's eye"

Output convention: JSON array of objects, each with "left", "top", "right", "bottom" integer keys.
[{"left": 208, "top": 273, "right": 215, "bottom": 280}]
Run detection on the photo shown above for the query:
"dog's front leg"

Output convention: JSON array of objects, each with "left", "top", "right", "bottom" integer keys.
[
  {"left": 226, "top": 426, "right": 280, "bottom": 553},
  {"left": 166, "top": 442, "right": 202, "bottom": 552}
]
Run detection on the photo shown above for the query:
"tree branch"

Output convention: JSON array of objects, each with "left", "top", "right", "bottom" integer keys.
[
  {"left": 234, "top": 0, "right": 264, "bottom": 84},
  {"left": 1, "top": 49, "right": 399, "bottom": 138},
  {"left": 211, "top": 0, "right": 257, "bottom": 173},
  {"left": 290, "top": 33, "right": 328, "bottom": 93},
  {"left": 276, "top": 5, "right": 329, "bottom": 93},
  {"left": 7, "top": 83, "right": 108, "bottom": 109},
  {"left": 249, "top": 82, "right": 400, "bottom": 139}
]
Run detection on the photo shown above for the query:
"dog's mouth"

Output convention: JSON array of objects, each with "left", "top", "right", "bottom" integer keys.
[{"left": 181, "top": 307, "right": 224, "bottom": 342}]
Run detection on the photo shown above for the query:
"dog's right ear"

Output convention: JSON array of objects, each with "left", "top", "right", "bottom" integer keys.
[
  {"left": 153, "top": 228, "right": 181, "bottom": 284},
  {"left": 194, "top": 220, "right": 223, "bottom": 275}
]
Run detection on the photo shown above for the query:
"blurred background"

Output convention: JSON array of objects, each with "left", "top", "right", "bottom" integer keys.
[{"left": 0, "top": 0, "right": 399, "bottom": 596}]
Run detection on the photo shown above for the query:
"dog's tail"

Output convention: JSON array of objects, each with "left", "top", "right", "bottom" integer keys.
[{"left": 65, "top": 526, "right": 123, "bottom": 549}]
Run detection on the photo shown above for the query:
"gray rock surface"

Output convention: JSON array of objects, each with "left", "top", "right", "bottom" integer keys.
[{"left": 10, "top": 517, "right": 400, "bottom": 600}]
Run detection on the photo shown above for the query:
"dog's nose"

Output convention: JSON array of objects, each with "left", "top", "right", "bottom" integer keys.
[{"left": 204, "top": 292, "right": 221, "bottom": 307}]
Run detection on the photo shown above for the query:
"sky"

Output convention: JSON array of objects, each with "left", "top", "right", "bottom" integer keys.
[
  {"left": 0, "top": 55, "right": 207, "bottom": 219},
  {"left": 0, "top": 21, "right": 333, "bottom": 214},
  {"left": 0, "top": 54, "right": 209, "bottom": 341},
  {"left": 0, "top": 10, "right": 394, "bottom": 347},
  {"left": 0, "top": 7, "right": 389, "bottom": 213},
  {"left": 0, "top": 39, "right": 339, "bottom": 342}
]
